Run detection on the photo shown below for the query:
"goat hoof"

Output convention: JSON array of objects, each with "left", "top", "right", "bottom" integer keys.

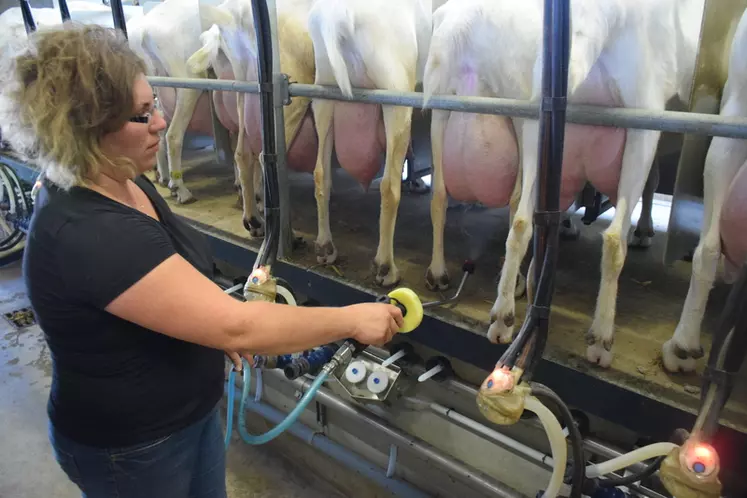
[
  {"left": 243, "top": 217, "right": 264, "bottom": 238},
  {"left": 315, "top": 240, "right": 337, "bottom": 265},
  {"left": 425, "top": 268, "right": 449, "bottom": 292},
  {"left": 373, "top": 260, "right": 400, "bottom": 288}
]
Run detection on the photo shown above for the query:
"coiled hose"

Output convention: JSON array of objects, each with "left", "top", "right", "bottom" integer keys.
[{"left": 225, "top": 359, "right": 330, "bottom": 448}]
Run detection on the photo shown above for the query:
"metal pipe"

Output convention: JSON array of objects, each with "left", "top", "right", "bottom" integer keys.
[
  {"left": 109, "top": 0, "right": 127, "bottom": 38},
  {"left": 228, "top": 387, "right": 430, "bottom": 498},
  {"left": 215, "top": 310, "right": 660, "bottom": 496},
  {"left": 145, "top": 76, "right": 747, "bottom": 139},
  {"left": 429, "top": 402, "right": 554, "bottom": 471},
  {"left": 265, "top": 0, "right": 293, "bottom": 260},
  {"left": 262, "top": 368, "right": 522, "bottom": 498},
  {"left": 207, "top": 292, "right": 658, "bottom": 484},
  {"left": 148, "top": 77, "right": 260, "bottom": 94},
  {"left": 430, "top": 395, "right": 665, "bottom": 498},
  {"left": 19, "top": 0, "right": 36, "bottom": 34},
  {"left": 250, "top": 0, "right": 280, "bottom": 270},
  {"left": 516, "top": 0, "right": 571, "bottom": 378},
  {"left": 384, "top": 350, "right": 654, "bottom": 475},
  {"left": 291, "top": 84, "right": 747, "bottom": 139},
  {"left": 58, "top": 0, "right": 71, "bottom": 22}
]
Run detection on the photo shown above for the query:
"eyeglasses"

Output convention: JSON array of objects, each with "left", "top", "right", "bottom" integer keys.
[{"left": 129, "top": 96, "right": 161, "bottom": 124}]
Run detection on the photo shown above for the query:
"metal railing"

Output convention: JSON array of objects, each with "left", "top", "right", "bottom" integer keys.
[{"left": 144, "top": 76, "right": 747, "bottom": 140}]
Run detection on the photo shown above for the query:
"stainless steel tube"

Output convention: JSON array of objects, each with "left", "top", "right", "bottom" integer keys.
[
  {"left": 148, "top": 76, "right": 260, "bottom": 94},
  {"left": 426, "top": 402, "right": 666, "bottom": 498},
  {"left": 265, "top": 0, "right": 293, "bottom": 260},
  {"left": 145, "top": 76, "right": 747, "bottom": 139},
  {"left": 290, "top": 84, "right": 747, "bottom": 139},
  {"left": 428, "top": 402, "right": 554, "bottom": 471},
  {"left": 379, "top": 349, "right": 652, "bottom": 476},
  {"left": 228, "top": 385, "right": 430, "bottom": 498},
  {"left": 210, "top": 292, "right": 660, "bottom": 491},
  {"left": 261, "top": 368, "right": 522, "bottom": 498}
]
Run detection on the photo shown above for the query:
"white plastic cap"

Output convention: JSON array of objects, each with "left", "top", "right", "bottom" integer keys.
[
  {"left": 367, "top": 371, "right": 389, "bottom": 394},
  {"left": 345, "top": 361, "right": 367, "bottom": 384}
]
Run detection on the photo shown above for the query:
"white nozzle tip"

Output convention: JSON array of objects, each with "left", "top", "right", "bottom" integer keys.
[
  {"left": 367, "top": 371, "right": 389, "bottom": 394},
  {"left": 345, "top": 361, "right": 367, "bottom": 384}
]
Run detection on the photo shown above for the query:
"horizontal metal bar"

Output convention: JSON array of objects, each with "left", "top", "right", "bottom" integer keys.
[
  {"left": 291, "top": 84, "right": 747, "bottom": 139},
  {"left": 148, "top": 76, "right": 260, "bottom": 94},
  {"left": 290, "top": 83, "right": 537, "bottom": 118},
  {"left": 227, "top": 385, "right": 429, "bottom": 498},
  {"left": 263, "top": 368, "right": 522, "bottom": 498},
  {"left": 145, "top": 75, "right": 747, "bottom": 139},
  {"left": 175, "top": 220, "right": 747, "bottom": 495}
]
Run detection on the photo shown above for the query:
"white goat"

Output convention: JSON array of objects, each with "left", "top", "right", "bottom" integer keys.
[
  {"left": 187, "top": 0, "right": 318, "bottom": 237},
  {"left": 664, "top": 7, "right": 747, "bottom": 373},
  {"left": 127, "top": 0, "right": 239, "bottom": 205},
  {"left": 423, "top": 0, "right": 662, "bottom": 298},
  {"left": 426, "top": 0, "right": 704, "bottom": 368},
  {"left": 306, "top": 0, "right": 435, "bottom": 287}
]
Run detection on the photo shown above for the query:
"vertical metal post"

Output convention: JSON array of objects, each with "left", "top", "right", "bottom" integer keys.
[
  {"left": 19, "top": 0, "right": 36, "bottom": 34},
  {"left": 524, "top": 0, "right": 571, "bottom": 375},
  {"left": 58, "top": 0, "right": 71, "bottom": 22},
  {"left": 109, "top": 0, "right": 127, "bottom": 39},
  {"left": 496, "top": 0, "right": 571, "bottom": 375},
  {"left": 265, "top": 0, "right": 293, "bottom": 259},
  {"left": 251, "top": 0, "right": 280, "bottom": 269}
]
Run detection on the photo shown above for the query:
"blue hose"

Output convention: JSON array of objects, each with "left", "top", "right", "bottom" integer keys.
[
  {"left": 224, "top": 358, "right": 330, "bottom": 447},
  {"left": 225, "top": 367, "right": 237, "bottom": 449}
]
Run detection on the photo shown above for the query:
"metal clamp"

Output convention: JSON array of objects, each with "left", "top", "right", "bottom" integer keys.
[
  {"left": 541, "top": 96, "right": 568, "bottom": 112},
  {"left": 527, "top": 304, "right": 551, "bottom": 320},
  {"left": 533, "top": 210, "right": 563, "bottom": 227},
  {"left": 703, "top": 365, "right": 736, "bottom": 394},
  {"left": 275, "top": 73, "right": 292, "bottom": 106}
]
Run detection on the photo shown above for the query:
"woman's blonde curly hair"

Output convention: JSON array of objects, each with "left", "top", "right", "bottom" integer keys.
[{"left": 0, "top": 22, "right": 147, "bottom": 190}]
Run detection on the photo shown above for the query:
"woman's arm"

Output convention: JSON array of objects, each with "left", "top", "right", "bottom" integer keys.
[{"left": 105, "top": 253, "right": 402, "bottom": 354}]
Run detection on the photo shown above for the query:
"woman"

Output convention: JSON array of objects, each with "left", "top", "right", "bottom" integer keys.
[{"left": 0, "top": 22, "right": 403, "bottom": 498}]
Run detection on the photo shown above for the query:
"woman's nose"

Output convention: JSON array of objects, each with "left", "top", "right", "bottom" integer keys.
[{"left": 150, "top": 109, "right": 167, "bottom": 132}]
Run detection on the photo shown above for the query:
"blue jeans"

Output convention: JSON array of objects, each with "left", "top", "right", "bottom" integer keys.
[{"left": 49, "top": 405, "right": 227, "bottom": 498}]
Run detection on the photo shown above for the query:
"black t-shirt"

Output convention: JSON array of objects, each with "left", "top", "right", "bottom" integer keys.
[{"left": 23, "top": 174, "right": 225, "bottom": 448}]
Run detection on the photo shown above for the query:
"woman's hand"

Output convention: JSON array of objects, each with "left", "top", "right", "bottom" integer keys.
[
  {"left": 225, "top": 351, "right": 255, "bottom": 371},
  {"left": 226, "top": 351, "right": 243, "bottom": 371},
  {"left": 343, "top": 303, "right": 404, "bottom": 346}
]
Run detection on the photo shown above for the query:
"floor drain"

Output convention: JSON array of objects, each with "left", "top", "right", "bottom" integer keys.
[{"left": 4, "top": 307, "right": 36, "bottom": 329}]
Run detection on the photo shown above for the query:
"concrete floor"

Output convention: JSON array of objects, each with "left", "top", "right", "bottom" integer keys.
[{"left": 0, "top": 257, "right": 391, "bottom": 498}]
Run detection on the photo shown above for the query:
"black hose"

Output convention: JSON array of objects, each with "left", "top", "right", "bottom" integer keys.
[
  {"left": 597, "top": 455, "right": 664, "bottom": 488},
  {"left": 705, "top": 264, "right": 747, "bottom": 376},
  {"left": 499, "top": 0, "right": 570, "bottom": 378},
  {"left": 530, "top": 382, "right": 585, "bottom": 498},
  {"left": 522, "top": 224, "right": 560, "bottom": 378},
  {"left": 251, "top": 0, "right": 280, "bottom": 269},
  {"left": 527, "top": 0, "right": 570, "bottom": 367},
  {"left": 698, "top": 263, "right": 747, "bottom": 438},
  {"left": 109, "top": 0, "right": 128, "bottom": 38},
  {"left": 498, "top": 223, "right": 560, "bottom": 370},
  {"left": 19, "top": 0, "right": 36, "bottom": 34},
  {"left": 58, "top": 0, "right": 71, "bottom": 22},
  {"left": 498, "top": 248, "right": 547, "bottom": 368}
]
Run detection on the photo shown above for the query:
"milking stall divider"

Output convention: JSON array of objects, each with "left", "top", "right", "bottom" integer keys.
[{"left": 2, "top": 0, "right": 747, "bottom": 496}]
